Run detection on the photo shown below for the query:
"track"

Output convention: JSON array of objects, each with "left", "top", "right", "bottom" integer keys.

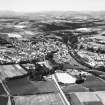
[{"left": 52, "top": 74, "right": 70, "bottom": 105}]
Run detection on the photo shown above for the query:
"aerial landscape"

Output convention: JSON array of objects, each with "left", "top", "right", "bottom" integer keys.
[
  {"left": 0, "top": 0, "right": 105, "bottom": 105},
  {"left": 0, "top": 10, "right": 105, "bottom": 105}
]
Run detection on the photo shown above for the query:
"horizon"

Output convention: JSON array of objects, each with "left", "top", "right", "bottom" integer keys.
[{"left": 0, "top": 10, "right": 105, "bottom": 14}]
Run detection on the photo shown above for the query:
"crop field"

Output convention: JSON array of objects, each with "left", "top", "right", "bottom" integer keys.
[
  {"left": 13, "top": 93, "right": 65, "bottom": 105},
  {"left": 4, "top": 76, "right": 59, "bottom": 95}
]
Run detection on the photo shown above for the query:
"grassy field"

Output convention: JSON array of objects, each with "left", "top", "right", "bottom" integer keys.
[
  {"left": 13, "top": 93, "right": 65, "bottom": 105},
  {"left": 4, "top": 76, "right": 59, "bottom": 95}
]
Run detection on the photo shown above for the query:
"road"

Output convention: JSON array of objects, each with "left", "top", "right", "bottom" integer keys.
[{"left": 52, "top": 74, "right": 70, "bottom": 105}]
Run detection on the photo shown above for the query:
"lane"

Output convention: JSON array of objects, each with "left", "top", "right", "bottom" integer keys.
[
  {"left": 52, "top": 74, "right": 70, "bottom": 105},
  {"left": 0, "top": 79, "right": 10, "bottom": 96}
]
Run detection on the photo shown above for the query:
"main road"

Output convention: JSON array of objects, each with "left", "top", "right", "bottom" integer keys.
[{"left": 52, "top": 74, "right": 70, "bottom": 105}]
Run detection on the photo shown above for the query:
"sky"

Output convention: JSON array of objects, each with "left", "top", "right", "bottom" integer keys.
[{"left": 0, "top": 0, "right": 105, "bottom": 12}]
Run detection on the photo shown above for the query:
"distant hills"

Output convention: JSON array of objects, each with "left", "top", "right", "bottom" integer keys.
[{"left": 0, "top": 10, "right": 105, "bottom": 19}]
